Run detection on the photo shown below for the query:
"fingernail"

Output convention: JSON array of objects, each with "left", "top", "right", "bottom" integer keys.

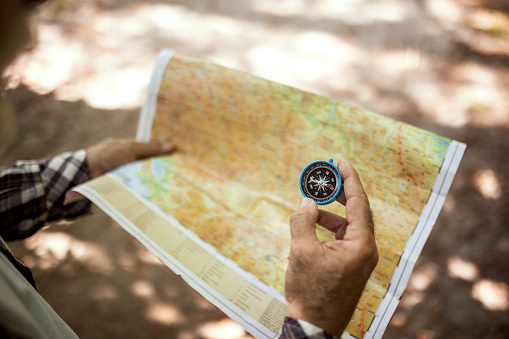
[
  {"left": 161, "top": 142, "right": 174, "bottom": 152},
  {"left": 299, "top": 198, "right": 314, "bottom": 208}
]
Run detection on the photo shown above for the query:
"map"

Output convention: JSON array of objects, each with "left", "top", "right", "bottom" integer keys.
[{"left": 73, "top": 49, "right": 465, "bottom": 339}]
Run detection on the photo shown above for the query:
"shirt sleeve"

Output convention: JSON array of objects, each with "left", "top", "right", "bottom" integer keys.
[
  {"left": 277, "top": 317, "right": 337, "bottom": 339},
  {"left": 0, "top": 150, "right": 91, "bottom": 241}
]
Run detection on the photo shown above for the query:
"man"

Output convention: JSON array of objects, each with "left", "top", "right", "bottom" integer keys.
[{"left": 0, "top": 0, "right": 378, "bottom": 338}]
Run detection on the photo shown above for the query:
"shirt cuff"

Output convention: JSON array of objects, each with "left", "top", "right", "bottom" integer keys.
[
  {"left": 0, "top": 150, "right": 92, "bottom": 241},
  {"left": 40, "top": 149, "right": 91, "bottom": 222},
  {"left": 278, "top": 316, "right": 337, "bottom": 339}
]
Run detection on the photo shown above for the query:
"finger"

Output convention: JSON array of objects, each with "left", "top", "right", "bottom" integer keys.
[
  {"left": 132, "top": 141, "right": 176, "bottom": 159},
  {"left": 337, "top": 159, "right": 367, "bottom": 202},
  {"left": 317, "top": 209, "right": 348, "bottom": 240},
  {"left": 336, "top": 191, "right": 346, "bottom": 205},
  {"left": 336, "top": 159, "right": 375, "bottom": 237},
  {"left": 335, "top": 161, "right": 347, "bottom": 206},
  {"left": 289, "top": 198, "right": 320, "bottom": 246}
]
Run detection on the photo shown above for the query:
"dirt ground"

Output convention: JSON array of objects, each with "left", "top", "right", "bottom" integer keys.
[{"left": 2, "top": 0, "right": 509, "bottom": 338}]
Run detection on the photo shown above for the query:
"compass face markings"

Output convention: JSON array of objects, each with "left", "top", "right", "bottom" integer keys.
[{"left": 300, "top": 161, "right": 342, "bottom": 204}]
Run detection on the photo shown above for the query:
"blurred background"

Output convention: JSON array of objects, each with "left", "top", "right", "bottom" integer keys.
[{"left": 2, "top": 0, "right": 508, "bottom": 338}]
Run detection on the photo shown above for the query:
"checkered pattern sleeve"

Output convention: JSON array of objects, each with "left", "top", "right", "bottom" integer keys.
[
  {"left": 0, "top": 150, "right": 91, "bottom": 241},
  {"left": 277, "top": 317, "right": 336, "bottom": 339}
]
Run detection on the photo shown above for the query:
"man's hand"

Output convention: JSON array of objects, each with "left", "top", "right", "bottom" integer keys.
[
  {"left": 86, "top": 138, "right": 176, "bottom": 178},
  {"left": 285, "top": 159, "right": 378, "bottom": 337}
]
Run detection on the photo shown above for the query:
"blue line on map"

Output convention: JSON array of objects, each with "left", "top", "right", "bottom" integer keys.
[
  {"left": 385, "top": 123, "right": 399, "bottom": 148},
  {"left": 330, "top": 100, "right": 350, "bottom": 157},
  {"left": 435, "top": 134, "right": 450, "bottom": 146},
  {"left": 329, "top": 99, "right": 338, "bottom": 120},
  {"left": 337, "top": 128, "right": 349, "bottom": 157}
]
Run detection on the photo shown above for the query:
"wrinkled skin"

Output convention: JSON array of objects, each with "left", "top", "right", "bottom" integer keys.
[{"left": 285, "top": 159, "right": 378, "bottom": 337}]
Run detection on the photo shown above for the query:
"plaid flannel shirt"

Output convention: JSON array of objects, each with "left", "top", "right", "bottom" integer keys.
[
  {"left": 0, "top": 150, "right": 91, "bottom": 289},
  {"left": 278, "top": 317, "right": 337, "bottom": 339},
  {"left": 0, "top": 150, "right": 333, "bottom": 339}
]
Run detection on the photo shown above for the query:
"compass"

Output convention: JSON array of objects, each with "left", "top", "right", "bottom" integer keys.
[{"left": 299, "top": 159, "right": 343, "bottom": 205}]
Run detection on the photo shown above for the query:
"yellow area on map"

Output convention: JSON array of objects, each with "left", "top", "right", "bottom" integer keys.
[
  {"left": 84, "top": 175, "right": 287, "bottom": 333},
  {"left": 135, "top": 53, "right": 449, "bottom": 338}
]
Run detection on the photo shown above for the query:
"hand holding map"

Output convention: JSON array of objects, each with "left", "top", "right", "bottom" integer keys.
[
  {"left": 86, "top": 138, "right": 176, "bottom": 178},
  {"left": 286, "top": 159, "right": 378, "bottom": 337}
]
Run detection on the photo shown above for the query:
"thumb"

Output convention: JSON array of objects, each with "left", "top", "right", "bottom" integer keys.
[
  {"left": 289, "top": 198, "right": 320, "bottom": 246},
  {"left": 132, "top": 141, "right": 176, "bottom": 159}
]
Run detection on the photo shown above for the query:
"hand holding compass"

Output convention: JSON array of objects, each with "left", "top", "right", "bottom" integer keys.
[{"left": 286, "top": 159, "right": 378, "bottom": 337}]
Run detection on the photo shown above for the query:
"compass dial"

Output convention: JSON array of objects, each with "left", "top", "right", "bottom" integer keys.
[{"left": 299, "top": 159, "right": 343, "bottom": 205}]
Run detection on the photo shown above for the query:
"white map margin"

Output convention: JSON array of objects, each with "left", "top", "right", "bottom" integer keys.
[
  {"left": 365, "top": 140, "right": 466, "bottom": 338},
  {"left": 136, "top": 48, "right": 176, "bottom": 142}
]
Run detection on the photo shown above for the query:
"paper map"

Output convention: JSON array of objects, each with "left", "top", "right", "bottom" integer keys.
[{"left": 73, "top": 49, "right": 465, "bottom": 338}]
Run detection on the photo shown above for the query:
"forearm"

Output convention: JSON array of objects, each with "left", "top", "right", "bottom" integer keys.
[
  {"left": 0, "top": 150, "right": 91, "bottom": 241},
  {"left": 0, "top": 138, "right": 176, "bottom": 241}
]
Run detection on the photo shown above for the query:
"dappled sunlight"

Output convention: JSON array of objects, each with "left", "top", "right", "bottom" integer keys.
[
  {"left": 467, "top": 8, "right": 509, "bottom": 37},
  {"left": 400, "top": 291, "right": 425, "bottom": 308},
  {"left": 441, "top": 195, "right": 456, "bottom": 213},
  {"left": 453, "top": 65, "right": 508, "bottom": 127},
  {"left": 425, "top": 0, "right": 464, "bottom": 28},
  {"left": 6, "top": 15, "right": 153, "bottom": 109},
  {"left": 248, "top": 0, "right": 308, "bottom": 17},
  {"left": 404, "top": 79, "right": 470, "bottom": 127},
  {"left": 416, "top": 329, "right": 436, "bottom": 339},
  {"left": 91, "top": 284, "right": 119, "bottom": 301},
  {"left": 4, "top": 0, "right": 507, "bottom": 130},
  {"left": 250, "top": 0, "right": 407, "bottom": 23},
  {"left": 472, "top": 279, "right": 509, "bottom": 311},
  {"left": 402, "top": 59, "right": 508, "bottom": 127},
  {"left": 447, "top": 257, "right": 479, "bottom": 281},
  {"left": 137, "top": 6, "right": 186, "bottom": 31},
  {"left": 93, "top": 10, "right": 150, "bottom": 38},
  {"left": 8, "top": 24, "right": 82, "bottom": 95},
  {"left": 117, "top": 252, "right": 137, "bottom": 272},
  {"left": 408, "top": 263, "right": 437, "bottom": 291},
  {"left": 246, "top": 38, "right": 362, "bottom": 89},
  {"left": 390, "top": 313, "right": 407, "bottom": 328},
  {"left": 197, "top": 318, "right": 249, "bottom": 339},
  {"left": 3, "top": 211, "right": 239, "bottom": 337},
  {"left": 462, "top": 7, "right": 509, "bottom": 56},
  {"left": 389, "top": 263, "right": 436, "bottom": 328},
  {"left": 293, "top": 31, "right": 363, "bottom": 83},
  {"left": 247, "top": 31, "right": 365, "bottom": 96},
  {"left": 132, "top": 280, "right": 156, "bottom": 298},
  {"left": 374, "top": 49, "right": 422, "bottom": 74},
  {"left": 147, "top": 302, "right": 183, "bottom": 325},
  {"left": 23, "top": 230, "right": 113, "bottom": 273},
  {"left": 137, "top": 246, "right": 165, "bottom": 266},
  {"left": 474, "top": 169, "right": 502, "bottom": 200}
]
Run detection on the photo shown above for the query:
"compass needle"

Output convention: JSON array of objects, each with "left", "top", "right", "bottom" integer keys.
[{"left": 299, "top": 159, "right": 343, "bottom": 205}]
